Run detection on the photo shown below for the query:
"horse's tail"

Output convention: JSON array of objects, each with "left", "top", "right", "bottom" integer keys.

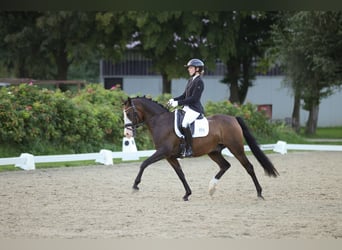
[{"left": 236, "top": 116, "right": 279, "bottom": 177}]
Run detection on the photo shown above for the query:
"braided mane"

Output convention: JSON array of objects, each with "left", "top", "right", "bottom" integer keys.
[{"left": 133, "top": 95, "right": 170, "bottom": 112}]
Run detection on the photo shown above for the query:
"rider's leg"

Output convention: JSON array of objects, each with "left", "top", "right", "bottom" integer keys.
[
  {"left": 182, "top": 125, "right": 193, "bottom": 157},
  {"left": 181, "top": 108, "right": 199, "bottom": 157}
]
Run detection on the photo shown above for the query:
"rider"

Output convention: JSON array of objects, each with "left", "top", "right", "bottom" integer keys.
[{"left": 168, "top": 58, "right": 205, "bottom": 157}]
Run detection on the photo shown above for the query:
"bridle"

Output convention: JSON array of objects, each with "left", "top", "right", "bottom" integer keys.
[{"left": 124, "top": 99, "right": 145, "bottom": 136}]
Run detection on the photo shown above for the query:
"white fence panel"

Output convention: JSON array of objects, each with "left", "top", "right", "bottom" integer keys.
[
  {"left": 34, "top": 153, "right": 100, "bottom": 163},
  {"left": 0, "top": 157, "right": 25, "bottom": 166},
  {"left": 1, "top": 141, "right": 341, "bottom": 171},
  {"left": 287, "top": 144, "right": 342, "bottom": 152}
]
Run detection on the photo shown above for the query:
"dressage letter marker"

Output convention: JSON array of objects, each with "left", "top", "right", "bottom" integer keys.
[{"left": 122, "top": 137, "right": 139, "bottom": 161}]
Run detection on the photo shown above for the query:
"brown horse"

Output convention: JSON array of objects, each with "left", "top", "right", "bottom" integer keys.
[{"left": 123, "top": 96, "right": 278, "bottom": 201}]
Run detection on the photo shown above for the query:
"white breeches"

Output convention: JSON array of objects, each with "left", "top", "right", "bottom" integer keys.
[{"left": 182, "top": 106, "right": 200, "bottom": 128}]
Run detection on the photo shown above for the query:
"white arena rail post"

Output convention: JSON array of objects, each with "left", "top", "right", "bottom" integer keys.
[
  {"left": 273, "top": 140, "right": 288, "bottom": 154},
  {"left": 95, "top": 149, "right": 113, "bottom": 165},
  {"left": 15, "top": 153, "right": 35, "bottom": 170}
]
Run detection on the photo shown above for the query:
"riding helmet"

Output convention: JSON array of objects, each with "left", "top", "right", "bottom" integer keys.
[{"left": 184, "top": 58, "right": 204, "bottom": 68}]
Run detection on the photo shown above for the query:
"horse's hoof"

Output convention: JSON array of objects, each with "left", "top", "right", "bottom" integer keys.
[
  {"left": 183, "top": 197, "right": 189, "bottom": 201},
  {"left": 258, "top": 194, "right": 265, "bottom": 200},
  {"left": 132, "top": 185, "right": 139, "bottom": 191},
  {"left": 209, "top": 178, "right": 219, "bottom": 196},
  {"left": 208, "top": 184, "right": 217, "bottom": 196}
]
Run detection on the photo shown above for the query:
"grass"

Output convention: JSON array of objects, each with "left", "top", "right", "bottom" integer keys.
[
  {"left": 299, "top": 126, "right": 342, "bottom": 145},
  {"left": 0, "top": 165, "right": 18, "bottom": 172},
  {"left": 306, "top": 126, "right": 342, "bottom": 139}
]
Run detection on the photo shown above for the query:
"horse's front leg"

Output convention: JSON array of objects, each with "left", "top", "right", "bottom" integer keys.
[
  {"left": 167, "top": 157, "right": 192, "bottom": 201},
  {"left": 133, "top": 149, "right": 166, "bottom": 191}
]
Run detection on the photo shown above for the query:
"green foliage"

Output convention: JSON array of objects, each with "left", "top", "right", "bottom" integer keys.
[
  {"left": 0, "top": 83, "right": 127, "bottom": 156},
  {"left": 205, "top": 100, "right": 303, "bottom": 144},
  {"left": 153, "top": 93, "right": 172, "bottom": 107},
  {"left": 0, "top": 12, "right": 101, "bottom": 80},
  {"left": 73, "top": 84, "right": 126, "bottom": 147}
]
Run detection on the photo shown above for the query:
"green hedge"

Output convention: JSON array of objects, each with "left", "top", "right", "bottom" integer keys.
[
  {"left": 205, "top": 100, "right": 303, "bottom": 144},
  {"left": 0, "top": 83, "right": 127, "bottom": 155}
]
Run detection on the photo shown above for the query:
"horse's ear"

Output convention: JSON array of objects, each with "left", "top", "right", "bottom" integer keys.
[{"left": 121, "top": 96, "right": 130, "bottom": 105}]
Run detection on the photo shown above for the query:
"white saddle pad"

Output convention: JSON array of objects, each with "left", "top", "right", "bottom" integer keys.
[{"left": 174, "top": 110, "right": 209, "bottom": 138}]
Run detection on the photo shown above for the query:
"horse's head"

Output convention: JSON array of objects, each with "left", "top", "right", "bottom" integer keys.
[
  {"left": 123, "top": 97, "right": 143, "bottom": 137},
  {"left": 123, "top": 96, "right": 169, "bottom": 137}
]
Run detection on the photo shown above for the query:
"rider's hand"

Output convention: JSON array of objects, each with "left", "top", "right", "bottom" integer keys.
[
  {"left": 171, "top": 100, "right": 178, "bottom": 107},
  {"left": 167, "top": 99, "right": 174, "bottom": 106},
  {"left": 168, "top": 99, "right": 178, "bottom": 107}
]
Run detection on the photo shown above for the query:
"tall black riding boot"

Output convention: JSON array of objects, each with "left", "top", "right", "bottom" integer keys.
[{"left": 182, "top": 126, "right": 193, "bottom": 157}]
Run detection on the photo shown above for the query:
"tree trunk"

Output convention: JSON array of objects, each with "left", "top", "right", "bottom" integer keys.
[
  {"left": 305, "top": 103, "right": 319, "bottom": 135},
  {"left": 304, "top": 77, "right": 320, "bottom": 135},
  {"left": 239, "top": 57, "right": 252, "bottom": 104},
  {"left": 55, "top": 51, "right": 69, "bottom": 80},
  {"left": 53, "top": 40, "right": 69, "bottom": 80},
  {"left": 17, "top": 57, "right": 29, "bottom": 78},
  {"left": 229, "top": 81, "right": 240, "bottom": 104},
  {"left": 161, "top": 73, "right": 171, "bottom": 94},
  {"left": 52, "top": 41, "right": 69, "bottom": 91},
  {"left": 227, "top": 60, "right": 241, "bottom": 104},
  {"left": 291, "top": 90, "right": 301, "bottom": 133}
]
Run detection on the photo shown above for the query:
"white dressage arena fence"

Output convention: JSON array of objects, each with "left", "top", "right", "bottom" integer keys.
[{"left": 0, "top": 140, "right": 341, "bottom": 170}]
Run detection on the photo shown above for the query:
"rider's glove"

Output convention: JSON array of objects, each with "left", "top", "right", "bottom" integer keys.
[{"left": 171, "top": 100, "right": 178, "bottom": 107}]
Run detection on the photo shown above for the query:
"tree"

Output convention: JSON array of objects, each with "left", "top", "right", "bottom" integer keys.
[
  {"left": 211, "top": 11, "right": 277, "bottom": 104},
  {"left": 125, "top": 11, "right": 196, "bottom": 93},
  {"left": 102, "top": 11, "right": 233, "bottom": 94},
  {"left": 95, "top": 11, "right": 135, "bottom": 61},
  {"left": 95, "top": 11, "right": 183, "bottom": 93},
  {"left": 35, "top": 11, "right": 99, "bottom": 80},
  {"left": 0, "top": 12, "right": 50, "bottom": 78},
  {"left": 271, "top": 11, "right": 342, "bottom": 134},
  {"left": 0, "top": 11, "right": 103, "bottom": 81},
  {"left": 270, "top": 11, "right": 306, "bottom": 133}
]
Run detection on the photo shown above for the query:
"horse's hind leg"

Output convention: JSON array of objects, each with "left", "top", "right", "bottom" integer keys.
[
  {"left": 207, "top": 151, "right": 231, "bottom": 196},
  {"left": 167, "top": 157, "right": 192, "bottom": 201},
  {"left": 230, "top": 148, "right": 264, "bottom": 199}
]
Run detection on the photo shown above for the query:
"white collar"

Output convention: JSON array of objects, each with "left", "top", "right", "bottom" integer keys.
[{"left": 192, "top": 74, "right": 200, "bottom": 80}]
